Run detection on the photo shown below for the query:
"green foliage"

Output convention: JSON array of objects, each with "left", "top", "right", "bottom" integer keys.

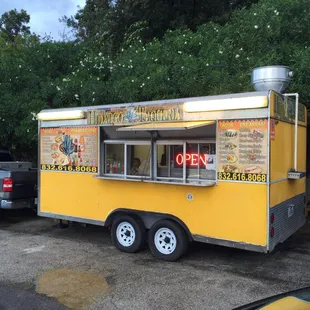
[
  {"left": 64, "top": 0, "right": 259, "bottom": 53},
  {"left": 0, "top": 9, "right": 31, "bottom": 42},
  {"left": 56, "top": 0, "right": 310, "bottom": 105},
  {"left": 0, "top": 35, "right": 81, "bottom": 160}
]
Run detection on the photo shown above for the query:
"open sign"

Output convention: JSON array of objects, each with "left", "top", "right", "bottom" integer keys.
[{"left": 175, "top": 153, "right": 213, "bottom": 167}]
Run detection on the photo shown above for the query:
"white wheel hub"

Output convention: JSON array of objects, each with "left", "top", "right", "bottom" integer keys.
[
  {"left": 116, "top": 222, "right": 136, "bottom": 247},
  {"left": 154, "top": 228, "right": 177, "bottom": 255}
]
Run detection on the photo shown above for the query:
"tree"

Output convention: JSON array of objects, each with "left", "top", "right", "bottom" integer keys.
[
  {"left": 0, "top": 32, "right": 81, "bottom": 160},
  {"left": 63, "top": 0, "right": 259, "bottom": 54},
  {"left": 0, "top": 9, "right": 31, "bottom": 42},
  {"left": 62, "top": 0, "right": 115, "bottom": 52},
  {"left": 56, "top": 0, "right": 310, "bottom": 107}
]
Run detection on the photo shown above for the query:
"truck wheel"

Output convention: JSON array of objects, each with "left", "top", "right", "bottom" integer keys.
[
  {"left": 111, "top": 215, "right": 145, "bottom": 253},
  {"left": 148, "top": 220, "right": 188, "bottom": 261}
]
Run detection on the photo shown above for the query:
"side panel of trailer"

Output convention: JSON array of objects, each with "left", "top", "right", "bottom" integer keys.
[
  {"left": 40, "top": 172, "right": 268, "bottom": 249},
  {"left": 268, "top": 93, "right": 307, "bottom": 251}
]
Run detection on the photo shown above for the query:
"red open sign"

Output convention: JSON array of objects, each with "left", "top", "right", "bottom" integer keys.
[{"left": 175, "top": 153, "right": 209, "bottom": 167}]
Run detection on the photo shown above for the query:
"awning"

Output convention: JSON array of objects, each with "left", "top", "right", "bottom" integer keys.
[{"left": 117, "top": 121, "right": 215, "bottom": 132}]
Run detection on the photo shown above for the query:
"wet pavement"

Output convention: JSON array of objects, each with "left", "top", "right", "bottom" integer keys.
[
  {"left": 0, "top": 209, "right": 310, "bottom": 309},
  {"left": 0, "top": 285, "right": 67, "bottom": 310}
]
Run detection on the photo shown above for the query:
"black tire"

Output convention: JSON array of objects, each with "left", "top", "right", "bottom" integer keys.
[
  {"left": 148, "top": 220, "right": 188, "bottom": 261},
  {"left": 111, "top": 214, "right": 145, "bottom": 253},
  {"left": 0, "top": 209, "right": 4, "bottom": 221}
]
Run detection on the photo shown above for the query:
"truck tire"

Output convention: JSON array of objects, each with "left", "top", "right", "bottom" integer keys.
[
  {"left": 148, "top": 220, "right": 188, "bottom": 261},
  {"left": 111, "top": 215, "right": 145, "bottom": 253}
]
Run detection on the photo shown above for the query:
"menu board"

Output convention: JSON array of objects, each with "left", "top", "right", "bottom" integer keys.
[
  {"left": 40, "top": 127, "right": 98, "bottom": 173},
  {"left": 217, "top": 119, "right": 268, "bottom": 183}
]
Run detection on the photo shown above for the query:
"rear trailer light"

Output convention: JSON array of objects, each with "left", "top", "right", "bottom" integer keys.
[
  {"left": 3, "top": 178, "right": 13, "bottom": 192},
  {"left": 270, "top": 213, "right": 275, "bottom": 224},
  {"left": 270, "top": 227, "right": 275, "bottom": 238}
]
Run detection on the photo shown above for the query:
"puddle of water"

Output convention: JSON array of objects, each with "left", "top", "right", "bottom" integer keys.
[{"left": 36, "top": 268, "right": 109, "bottom": 310}]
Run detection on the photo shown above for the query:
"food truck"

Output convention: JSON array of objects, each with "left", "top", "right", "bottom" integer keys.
[{"left": 37, "top": 66, "right": 307, "bottom": 261}]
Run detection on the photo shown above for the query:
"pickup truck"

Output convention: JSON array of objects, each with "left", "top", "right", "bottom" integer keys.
[{"left": 0, "top": 149, "right": 37, "bottom": 212}]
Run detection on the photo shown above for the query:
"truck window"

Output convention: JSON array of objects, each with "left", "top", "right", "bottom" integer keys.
[{"left": 0, "top": 152, "right": 13, "bottom": 162}]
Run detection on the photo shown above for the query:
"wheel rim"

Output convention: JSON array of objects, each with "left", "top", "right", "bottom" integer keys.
[
  {"left": 116, "top": 222, "right": 136, "bottom": 247},
  {"left": 154, "top": 228, "right": 177, "bottom": 255}
]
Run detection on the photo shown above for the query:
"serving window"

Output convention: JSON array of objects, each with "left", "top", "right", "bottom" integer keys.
[
  {"left": 99, "top": 121, "right": 217, "bottom": 186},
  {"left": 103, "top": 140, "right": 151, "bottom": 178},
  {"left": 157, "top": 143, "right": 184, "bottom": 179},
  {"left": 156, "top": 141, "right": 216, "bottom": 183}
]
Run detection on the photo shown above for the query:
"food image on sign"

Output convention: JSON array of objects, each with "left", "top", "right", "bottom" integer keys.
[
  {"left": 40, "top": 127, "right": 98, "bottom": 173},
  {"left": 246, "top": 151, "right": 256, "bottom": 162},
  {"left": 221, "top": 165, "right": 239, "bottom": 173},
  {"left": 218, "top": 119, "right": 268, "bottom": 182},
  {"left": 224, "top": 142, "right": 237, "bottom": 150},
  {"left": 243, "top": 165, "right": 263, "bottom": 174},
  {"left": 51, "top": 152, "right": 59, "bottom": 159},
  {"left": 55, "top": 135, "right": 62, "bottom": 143},
  {"left": 224, "top": 130, "right": 238, "bottom": 138},
  {"left": 249, "top": 129, "right": 264, "bottom": 140},
  {"left": 51, "top": 143, "right": 58, "bottom": 151},
  {"left": 226, "top": 154, "right": 237, "bottom": 163}
]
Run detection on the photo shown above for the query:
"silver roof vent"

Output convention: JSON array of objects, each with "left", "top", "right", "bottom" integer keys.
[{"left": 251, "top": 65, "right": 293, "bottom": 93}]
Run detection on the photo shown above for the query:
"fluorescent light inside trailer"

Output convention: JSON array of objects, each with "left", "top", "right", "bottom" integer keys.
[
  {"left": 37, "top": 110, "right": 85, "bottom": 121},
  {"left": 183, "top": 96, "right": 268, "bottom": 113}
]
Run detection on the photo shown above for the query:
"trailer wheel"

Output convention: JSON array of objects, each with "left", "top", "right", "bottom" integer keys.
[
  {"left": 148, "top": 220, "right": 188, "bottom": 261},
  {"left": 111, "top": 215, "right": 145, "bottom": 253}
]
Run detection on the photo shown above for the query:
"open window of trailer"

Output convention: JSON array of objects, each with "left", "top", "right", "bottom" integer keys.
[
  {"left": 103, "top": 141, "right": 151, "bottom": 178},
  {"left": 98, "top": 120, "right": 217, "bottom": 186},
  {"left": 155, "top": 141, "right": 216, "bottom": 183}
]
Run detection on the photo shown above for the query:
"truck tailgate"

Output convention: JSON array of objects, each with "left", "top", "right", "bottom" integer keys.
[{"left": 0, "top": 170, "right": 37, "bottom": 200}]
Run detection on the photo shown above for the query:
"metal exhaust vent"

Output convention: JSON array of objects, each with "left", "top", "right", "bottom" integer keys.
[{"left": 251, "top": 65, "right": 293, "bottom": 93}]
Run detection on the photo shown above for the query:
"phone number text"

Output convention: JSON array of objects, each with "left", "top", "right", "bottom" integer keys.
[
  {"left": 41, "top": 164, "right": 98, "bottom": 173},
  {"left": 218, "top": 172, "right": 267, "bottom": 183}
]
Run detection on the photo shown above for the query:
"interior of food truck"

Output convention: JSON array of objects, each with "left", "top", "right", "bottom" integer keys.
[{"left": 97, "top": 121, "right": 217, "bottom": 186}]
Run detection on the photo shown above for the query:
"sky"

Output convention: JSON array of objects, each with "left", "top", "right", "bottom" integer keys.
[{"left": 0, "top": 0, "right": 86, "bottom": 40}]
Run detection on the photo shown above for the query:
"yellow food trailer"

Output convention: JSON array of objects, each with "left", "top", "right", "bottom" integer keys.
[{"left": 37, "top": 87, "right": 307, "bottom": 261}]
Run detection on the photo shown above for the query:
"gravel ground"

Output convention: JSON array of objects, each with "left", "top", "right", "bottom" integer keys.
[{"left": 0, "top": 210, "right": 310, "bottom": 310}]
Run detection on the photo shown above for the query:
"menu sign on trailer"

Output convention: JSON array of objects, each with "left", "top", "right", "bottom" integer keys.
[
  {"left": 40, "top": 127, "right": 98, "bottom": 173},
  {"left": 217, "top": 119, "right": 268, "bottom": 183}
]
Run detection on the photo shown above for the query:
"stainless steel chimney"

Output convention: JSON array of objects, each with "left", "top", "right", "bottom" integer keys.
[{"left": 251, "top": 65, "right": 293, "bottom": 93}]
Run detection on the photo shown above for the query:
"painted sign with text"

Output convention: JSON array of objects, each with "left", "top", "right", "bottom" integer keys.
[
  {"left": 40, "top": 127, "right": 98, "bottom": 173},
  {"left": 87, "top": 103, "right": 183, "bottom": 125},
  {"left": 217, "top": 119, "right": 268, "bottom": 183}
]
